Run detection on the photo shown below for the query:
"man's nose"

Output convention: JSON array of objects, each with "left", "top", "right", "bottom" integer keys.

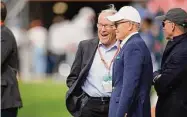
[
  {"left": 113, "top": 26, "right": 117, "bottom": 30},
  {"left": 101, "top": 26, "right": 106, "bottom": 31},
  {"left": 115, "top": 29, "right": 118, "bottom": 33}
]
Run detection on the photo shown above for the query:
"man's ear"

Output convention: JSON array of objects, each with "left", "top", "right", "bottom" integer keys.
[
  {"left": 172, "top": 23, "right": 175, "bottom": 31},
  {"left": 128, "top": 22, "right": 133, "bottom": 31}
]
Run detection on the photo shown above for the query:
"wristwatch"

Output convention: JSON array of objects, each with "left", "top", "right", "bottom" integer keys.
[{"left": 153, "top": 74, "right": 162, "bottom": 83}]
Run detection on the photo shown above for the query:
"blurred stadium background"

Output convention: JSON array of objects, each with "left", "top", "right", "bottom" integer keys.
[{"left": 2, "top": 0, "right": 187, "bottom": 117}]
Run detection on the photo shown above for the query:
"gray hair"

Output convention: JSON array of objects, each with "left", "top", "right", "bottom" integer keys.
[
  {"left": 135, "top": 23, "right": 141, "bottom": 31},
  {"left": 99, "top": 4, "right": 117, "bottom": 15},
  {"left": 177, "top": 24, "right": 187, "bottom": 33},
  {"left": 129, "top": 21, "right": 141, "bottom": 31}
]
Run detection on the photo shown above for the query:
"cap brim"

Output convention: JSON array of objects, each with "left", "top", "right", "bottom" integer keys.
[
  {"left": 107, "top": 13, "right": 124, "bottom": 22},
  {"left": 155, "top": 15, "right": 166, "bottom": 21}
]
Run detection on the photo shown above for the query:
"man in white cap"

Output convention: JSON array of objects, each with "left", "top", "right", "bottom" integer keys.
[{"left": 107, "top": 6, "right": 153, "bottom": 117}]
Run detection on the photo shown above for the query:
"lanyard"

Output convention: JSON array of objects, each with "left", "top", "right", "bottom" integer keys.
[{"left": 98, "top": 42, "right": 120, "bottom": 71}]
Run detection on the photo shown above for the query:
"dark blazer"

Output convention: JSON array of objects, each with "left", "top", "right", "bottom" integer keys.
[
  {"left": 66, "top": 38, "right": 99, "bottom": 117},
  {"left": 1, "top": 25, "right": 23, "bottom": 109},
  {"left": 153, "top": 33, "right": 187, "bottom": 117},
  {"left": 109, "top": 33, "right": 153, "bottom": 117}
]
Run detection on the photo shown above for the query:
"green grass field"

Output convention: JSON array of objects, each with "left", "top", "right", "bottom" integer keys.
[
  {"left": 17, "top": 79, "right": 156, "bottom": 117},
  {"left": 18, "top": 80, "right": 71, "bottom": 117}
]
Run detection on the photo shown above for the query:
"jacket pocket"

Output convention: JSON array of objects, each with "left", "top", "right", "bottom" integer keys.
[
  {"left": 1, "top": 68, "right": 15, "bottom": 86},
  {"left": 80, "top": 93, "right": 89, "bottom": 113},
  {"left": 66, "top": 91, "right": 85, "bottom": 113}
]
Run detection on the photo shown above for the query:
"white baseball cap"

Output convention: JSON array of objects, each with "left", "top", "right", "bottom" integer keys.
[{"left": 107, "top": 6, "right": 141, "bottom": 23}]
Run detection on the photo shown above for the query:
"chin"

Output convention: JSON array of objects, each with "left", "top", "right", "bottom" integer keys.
[{"left": 100, "top": 39, "right": 109, "bottom": 44}]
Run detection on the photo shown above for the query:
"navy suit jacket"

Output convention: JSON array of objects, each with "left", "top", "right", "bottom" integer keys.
[{"left": 109, "top": 33, "right": 153, "bottom": 117}]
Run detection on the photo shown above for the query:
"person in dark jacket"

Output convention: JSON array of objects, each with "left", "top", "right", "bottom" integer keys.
[
  {"left": 1, "top": 1, "right": 23, "bottom": 117},
  {"left": 153, "top": 8, "right": 187, "bottom": 117}
]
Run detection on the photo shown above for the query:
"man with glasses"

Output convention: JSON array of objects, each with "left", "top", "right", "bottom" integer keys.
[
  {"left": 66, "top": 5, "right": 120, "bottom": 117},
  {"left": 153, "top": 8, "right": 187, "bottom": 117},
  {"left": 107, "top": 6, "right": 153, "bottom": 117}
]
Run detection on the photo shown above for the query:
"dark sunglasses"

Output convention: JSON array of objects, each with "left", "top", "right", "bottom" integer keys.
[{"left": 162, "top": 21, "right": 172, "bottom": 27}]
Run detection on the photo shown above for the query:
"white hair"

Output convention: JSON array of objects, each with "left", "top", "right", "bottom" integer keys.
[
  {"left": 128, "top": 21, "right": 141, "bottom": 31},
  {"left": 100, "top": 4, "right": 117, "bottom": 15},
  {"left": 135, "top": 22, "right": 141, "bottom": 31}
]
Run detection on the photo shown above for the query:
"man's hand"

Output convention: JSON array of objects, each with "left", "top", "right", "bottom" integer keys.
[{"left": 151, "top": 107, "right": 156, "bottom": 117}]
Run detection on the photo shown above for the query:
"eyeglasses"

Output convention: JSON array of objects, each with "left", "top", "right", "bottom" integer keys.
[
  {"left": 97, "top": 23, "right": 114, "bottom": 29},
  {"left": 114, "top": 21, "right": 130, "bottom": 27},
  {"left": 162, "top": 21, "right": 172, "bottom": 27}
]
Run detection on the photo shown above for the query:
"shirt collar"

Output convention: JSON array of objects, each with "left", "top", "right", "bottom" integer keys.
[
  {"left": 99, "top": 40, "right": 119, "bottom": 51},
  {"left": 172, "top": 32, "right": 187, "bottom": 41},
  {"left": 120, "top": 32, "right": 138, "bottom": 48}
]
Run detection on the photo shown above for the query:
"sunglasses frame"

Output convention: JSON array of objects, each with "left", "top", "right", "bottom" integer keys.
[{"left": 162, "top": 21, "right": 172, "bottom": 27}]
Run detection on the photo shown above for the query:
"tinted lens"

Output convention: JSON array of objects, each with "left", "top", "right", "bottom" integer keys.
[
  {"left": 114, "top": 22, "right": 118, "bottom": 27},
  {"left": 162, "top": 22, "right": 165, "bottom": 27}
]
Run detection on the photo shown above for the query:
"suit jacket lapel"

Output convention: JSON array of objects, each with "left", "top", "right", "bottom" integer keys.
[
  {"left": 161, "top": 41, "right": 174, "bottom": 67},
  {"left": 77, "top": 38, "right": 99, "bottom": 87},
  {"left": 113, "top": 34, "right": 139, "bottom": 85},
  {"left": 84, "top": 38, "right": 99, "bottom": 71},
  {"left": 67, "top": 38, "right": 99, "bottom": 97}
]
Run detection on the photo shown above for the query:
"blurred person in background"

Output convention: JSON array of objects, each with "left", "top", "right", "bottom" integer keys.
[
  {"left": 27, "top": 19, "right": 47, "bottom": 79},
  {"left": 132, "top": 1, "right": 160, "bottom": 71},
  {"left": 66, "top": 7, "right": 96, "bottom": 66},
  {"left": 11, "top": 26, "right": 32, "bottom": 81},
  {"left": 140, "top": 18, "right": 154, "bottom": 53},
  {"left": 151, "top": 20, "right": 165, "bottom": 68},
  {"left": 153, "top": 8, "right": 187, "bottom": 117},
  {"left": 66, "top": 5, "right": 118, "bottom": 117},
  {"left": 48, "top": 16, "right": 70, "bottom": 75},
  {"left": 1, "top": 1, "right": 23, "bottom": 117},
  {"left": 48, "top": 7, "right": 95, "bottom": 78},
  {"left": 70, "top": 7, "right": 96, "bottom": 45},
  {"left": 147, "top": 0, "right": 187, "bottom": 14},
  {"left": 107, "top": 6, "right": 153, "bottom": 117},
  {"left": 140, "top": 17, "right": 159, "bottom": 72}
]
